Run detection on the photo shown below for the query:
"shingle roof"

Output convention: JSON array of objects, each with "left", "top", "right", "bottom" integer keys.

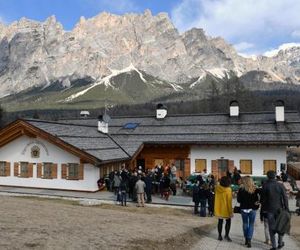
[
  {"left": 25, "top": 111, "right": 300, "bottom": 162},
  {"left": 26, "top": 120, "right": 130, "bottom": 162}
]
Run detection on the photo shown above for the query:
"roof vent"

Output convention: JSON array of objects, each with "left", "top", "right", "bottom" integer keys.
[
  {"left": 80, "top": 110, "right": 90, "bottom": 118},
  {"left": 156, "top": 103, "right": 167, "bottom": 119},
  {"left": 275, "top": 100, "right": 285, "bottom": 122},
  {"left": 98, "top": 114, "right": 110, "bottom": 134},
  {"left": 229, "top": 100, "right": 239, "bottom": 117}
]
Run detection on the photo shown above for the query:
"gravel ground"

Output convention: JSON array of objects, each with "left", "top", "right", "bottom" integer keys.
[{"left": 0, "top": 196, "right": 214, "bottom": 250}]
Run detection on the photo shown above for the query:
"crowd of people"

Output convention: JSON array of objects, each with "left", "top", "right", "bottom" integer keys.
[
  {"left": 100, "top": 163, "right": 179, "bottom": 207},
  {"left": 213, "top": 171, "right": 290, "bottom": 249},
  {"left": 98, "top": 163, "right": 293, "bottom": 249}
]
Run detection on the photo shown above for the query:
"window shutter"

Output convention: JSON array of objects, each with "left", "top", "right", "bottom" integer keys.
[
  {"left": 184, "top": 159, "right": 190, "bottom": 178},
  {"left": 14, "top": 162, "right": 19, "bottom": 177},
  {"left": 211, "top": 160, "right": 218, "bottom": 180},
  {"left": 195, "top": 159, "right": 206, "bottom": 173},
  {"left": 78, "top": 164, "right": 84, "bottom": 180},
  {"left": 52, "top": 164, "right": 58, "bottom": 179},
  {"left": 61, "top": 164, "right": 67, "bottom": 179},
  {"left": 37, "top": 163, "right": 42, "bottom": 178},
  {"left": 229, "top": 160, "right": 234, "bottom": 173},
  {"left": 28, "top": 163, "right": 33, "bottom": 178},
  {"left": 5, "top": 162, "right": 11, "bottom": 176}
]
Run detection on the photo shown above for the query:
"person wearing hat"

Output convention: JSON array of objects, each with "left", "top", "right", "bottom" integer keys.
[{"left": 261, "top": 170, "right": 289, "bottom": 250}]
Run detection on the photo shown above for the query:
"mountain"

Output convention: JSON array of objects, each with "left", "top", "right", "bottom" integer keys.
[{"left": 0, "top": 10, "right": 300, "bottom": 111}]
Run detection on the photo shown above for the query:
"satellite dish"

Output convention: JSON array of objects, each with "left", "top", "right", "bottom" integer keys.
[{"left": 103, "top": 113, "right": 111, "bottom": 123}]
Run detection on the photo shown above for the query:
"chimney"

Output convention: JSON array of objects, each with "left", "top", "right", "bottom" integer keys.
[
  {"left": 80, "top": 110, "right": 90, "bottom": 118},
  {"left": 156, "top": 103, "right": 167, "bottom": 119},
  {"left": 229, "top": 100, "right": 239, "bottom": 117},
  {"left": 275, "top": 100, "right": 285, "bottom": 122},
  {"left": 98, "top": 115, "right": 109, "bottom": 134}
]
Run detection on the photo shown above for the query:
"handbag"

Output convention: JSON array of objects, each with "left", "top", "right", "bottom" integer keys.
[{"left": 233, "top": 206, "right": 241, "bottom": 214}]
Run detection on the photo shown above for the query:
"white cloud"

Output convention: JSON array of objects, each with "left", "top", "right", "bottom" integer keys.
[
  {"left": 263, "top": 43, "right": 300, "bottom": 57},
  {"left": 171, "top": 0, "right": 300, "bottom": 54}
]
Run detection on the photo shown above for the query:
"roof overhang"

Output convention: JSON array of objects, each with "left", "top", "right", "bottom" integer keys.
[{"left": 0, "top": 119, "right": 100, "bottom": 165}]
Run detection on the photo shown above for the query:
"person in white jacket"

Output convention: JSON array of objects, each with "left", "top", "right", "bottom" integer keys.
[{"left": 135, "top": 176, "right": 146, "bottom": 207}]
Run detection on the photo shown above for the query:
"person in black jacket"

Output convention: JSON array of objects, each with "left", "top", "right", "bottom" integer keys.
[
  {"left": 119, "top": 179, "right": 127, "bottom": 206},
  {"left": 144, "top": 171, "right": 153, "bottom": 203},
  {"left": 237, "top": 176, "right": 260, "bottom": 248},
  {"left": 199, "top": 183, "right": 209, "bottom": 217},
  {"left": 261, "top": 170, "right": 289, "bottom": 250},
  {"left": 192, "top": 181, "right": 200, "bottom": 214}
]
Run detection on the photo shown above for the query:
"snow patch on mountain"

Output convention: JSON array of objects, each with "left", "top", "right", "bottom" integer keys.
[
  {"left": 264, "top": 43, "right": 300, "bottom": 57},
  {"left": 63, "top": 64, "right": 146, "bottom": 102},
  {"left": 206, "top": 68, "right": 229, "bottom": 78},
  {"left": 168, "top": 82, "right": 183, "bottom": 91},
  {"left": 190, "top": 73, "right": 206, "bottom": 88}
]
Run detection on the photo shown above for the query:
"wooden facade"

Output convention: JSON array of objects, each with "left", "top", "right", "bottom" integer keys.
[{"left": 133, "top": 145, "right": 191, "bottom": 179}]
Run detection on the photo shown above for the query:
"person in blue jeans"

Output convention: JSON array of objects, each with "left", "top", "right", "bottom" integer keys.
[
  {"left": 237, "top": 176, "right": 260, "bottom": 248},
  {"left": 198, "top": 183, "right": 209, "bottom": 217}
]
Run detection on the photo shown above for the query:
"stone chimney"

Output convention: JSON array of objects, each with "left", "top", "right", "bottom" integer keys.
[
  {"left": 229, "top": 100, "right": 239, "bottom": 117},
  {"left": 156, "top": 103, "right": 167, "bottom": 119},
  {"left": 275, "top": 100, "right": 285, "bottom": 122},
  {"left": 98, "top": 114, "right": 109, "bottom": 133}
]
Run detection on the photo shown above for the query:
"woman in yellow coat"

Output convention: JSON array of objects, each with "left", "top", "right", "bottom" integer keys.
[{"left": 214, "top": 176, "right": 233, "bottom": 241}]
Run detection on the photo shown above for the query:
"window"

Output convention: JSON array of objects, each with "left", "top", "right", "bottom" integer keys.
[
  {"left": 43, "top": 163, "right": 53, "bottom": 179},
  {"left": 240, "top": 160, "right": 252, "bottom": 174},
  {"left": 175, "top": 159, "right": 185, "bottom": 171},
  {"left": 263, "top": 160, "right": 276, "bottom": 175},
  {"left": 20, "top": 162, "right": 29, "bottom": 177},
  {"left": 68, "top": 163, "right": 79, "bottom": 179},
  {"left": 195, "top": 159, "right": 206, "bottom": 173},
  {"left": 0, "top": 161, "right": 5, "bottom": 176},
  {"left": 154, "top": 159, "right": 164, "bottom": 167}
]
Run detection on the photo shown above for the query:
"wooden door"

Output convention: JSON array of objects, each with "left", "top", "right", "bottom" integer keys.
[
  {"left": 218, "top": 159, "right": 228, "bottom": 179},
  {"left": 184, "top": 159, "right": 191, "bottom": 179},
  {"left": 212, "top": 160, "right": 218, "bottom": 180},
  {"left": 264, "top": 160, "right": 276, "bottom": 174},
  {"left": 195, "top": 159, "right": 206, "bottom": 173}
]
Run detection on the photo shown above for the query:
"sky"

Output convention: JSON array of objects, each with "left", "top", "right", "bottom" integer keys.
[{"left": 1, "top": 0, "right": 300, "bottom": 56}]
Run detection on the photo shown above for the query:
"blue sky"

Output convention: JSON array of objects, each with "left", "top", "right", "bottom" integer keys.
[{"left": 1, "top": 0, "right": 300, "bottom": 55}]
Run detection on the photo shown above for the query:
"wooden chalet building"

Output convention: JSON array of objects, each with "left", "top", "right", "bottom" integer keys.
[{"left": 1, "top": 101, "right": 300, "bottom": 191}]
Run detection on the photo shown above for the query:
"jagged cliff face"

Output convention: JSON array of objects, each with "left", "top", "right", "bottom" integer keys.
[{"left": 0, "top": 10, "right": 299, "bottom": 103}]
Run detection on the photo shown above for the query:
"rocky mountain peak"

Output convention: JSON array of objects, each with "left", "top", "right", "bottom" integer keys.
[{"left": 0, "top": 11, "right": 299, "bottom": 100}]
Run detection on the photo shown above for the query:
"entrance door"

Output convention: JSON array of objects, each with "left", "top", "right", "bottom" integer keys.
[
  {"left": 137, "top": 159, "right": 145, "bottom": 172},
  {"left": 218, "top": 159, "right": 229, "bottom": 179}
]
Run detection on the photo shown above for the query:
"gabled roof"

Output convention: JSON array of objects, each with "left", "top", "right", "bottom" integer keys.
[
  {"left": 2, "top": 111, "right": 300, "bottom": 164},
  {"left": 57, "top": 111, "right": 300, "bottom": 157},
  {"left": 0, "top": 120, "right": 130, "bottom": 165}
]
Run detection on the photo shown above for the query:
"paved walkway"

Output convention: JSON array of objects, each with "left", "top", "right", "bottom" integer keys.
[
  {"left": 192, "top": 215, "right": 299, "bottom": 250},
  {"left": 0, "top": 186, "right": 297, "bottom": 210},
  {"left": 0, "top": 186, "right": 195, "bottom": 206}
]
